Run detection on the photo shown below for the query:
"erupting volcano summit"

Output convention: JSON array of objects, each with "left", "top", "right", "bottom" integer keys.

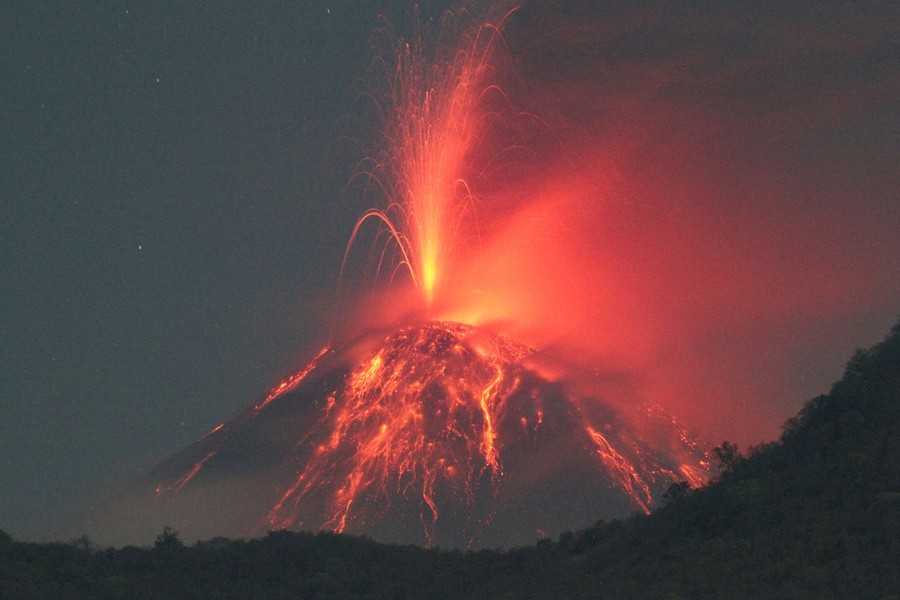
[{"left": 70, "top": 5, "right": 715, "bottom": 549}]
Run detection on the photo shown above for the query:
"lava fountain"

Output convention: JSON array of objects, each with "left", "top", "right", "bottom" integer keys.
[{"left": 341, "top": 6, "right": 518, "bottom": 308}]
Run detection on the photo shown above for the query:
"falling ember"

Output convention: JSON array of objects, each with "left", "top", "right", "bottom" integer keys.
[
  {"left": 584, "top": 426, "right": 652, "bottom": 514},
  {"left": 678, "top": 463, "right": 710, "bottom": 490},
  {"left": 254, "top": 346, "right": 330, "bottom": 412},
  {"left": 199, "top": 422, "right": 225, "bottom": 441},
  {"left": 156, "top": 449, "right": 219, "bottom": 496}
]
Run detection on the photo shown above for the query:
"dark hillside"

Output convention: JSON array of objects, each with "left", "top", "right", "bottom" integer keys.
[{"left": 516, "top": 319, "right": 900, "bottom": 599}]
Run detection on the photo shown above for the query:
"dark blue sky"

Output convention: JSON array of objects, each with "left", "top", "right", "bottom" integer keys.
[
  {"left": 2, "top": 1, "right": 898, "bottom": 542},
  {"left": 1, "top": 1, "right": 390, "bottom": 540}
]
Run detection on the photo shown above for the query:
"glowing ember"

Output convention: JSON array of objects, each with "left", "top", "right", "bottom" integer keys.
[
  {"left": 156, "top": 449, "right": 219, "bottom": 496},
  {"left": 584, "top": 426, "right": 652, "bottom": 514},
  {"left": 255, "top": 346, "right": 330, "bottom": 412}
]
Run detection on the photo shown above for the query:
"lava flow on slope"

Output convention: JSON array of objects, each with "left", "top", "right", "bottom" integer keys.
[{"left": 263, "top": 320, "right": 708, "bottom": 546}]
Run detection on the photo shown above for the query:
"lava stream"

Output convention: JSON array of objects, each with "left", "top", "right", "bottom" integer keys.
[{"left": 261, "top": 321, "right": 707, "bottom": 543}]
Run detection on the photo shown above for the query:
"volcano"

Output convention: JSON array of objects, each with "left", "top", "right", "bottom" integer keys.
[
  {"left": 74, "top": 321, "right": 708, "bottom": 548},
  {"left": 65, "top": 9, "right": 715, "bottom": 550}
]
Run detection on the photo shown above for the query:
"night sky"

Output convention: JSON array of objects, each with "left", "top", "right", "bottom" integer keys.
[{"left": 2, "top": 1, "right": 898, "bottom": 542}]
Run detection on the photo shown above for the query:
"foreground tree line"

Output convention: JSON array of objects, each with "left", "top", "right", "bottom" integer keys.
[{"left": 3, "top": 321, "right": 899, "bottom": 599}]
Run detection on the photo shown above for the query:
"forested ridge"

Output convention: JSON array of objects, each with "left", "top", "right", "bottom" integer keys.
[{"left": 3, "top": 320, "right": 899, "bottom": 599}]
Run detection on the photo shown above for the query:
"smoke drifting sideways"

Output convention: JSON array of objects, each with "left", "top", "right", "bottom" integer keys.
[{"left": 336, "top": 1, "right": 899, "bottom": 448}]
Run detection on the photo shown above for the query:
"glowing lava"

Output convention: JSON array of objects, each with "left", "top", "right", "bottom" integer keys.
[
  {"left": 155, "top": 449, "right": 218, "bottom": 496},
  {"left": 343, "top": 9, "right": 516, "bottom": 306},
  {"left": 254, "top": 9, "right": 710, "bottom": 544},
  {"left": 258, "top": 321, "right": 708, "bottom": 544},
  {"left": 254, "top": 346, "right": 330, "bottom": 412},
  {"left": 92, "top": 319, "right": 709, "bottom": 548},
  {"left": 266, "top": 322, "right": 530, "bottom": 542}
]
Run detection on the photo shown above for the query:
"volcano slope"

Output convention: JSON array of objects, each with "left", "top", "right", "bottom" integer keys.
[{"left": 69, "top": 320, "right": 707, "bottom": 549}]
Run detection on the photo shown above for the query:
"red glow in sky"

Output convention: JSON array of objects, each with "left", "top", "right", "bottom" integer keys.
[
  {"left": 343, "top": 8, "right": 518, "bottom": 307},
  {"left": 340, "top": 3, "right": 899, "bottom": 447}
]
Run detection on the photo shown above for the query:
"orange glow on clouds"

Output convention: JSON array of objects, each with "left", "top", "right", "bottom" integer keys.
[{"left": 339, "top": 1, "right": 899, "bottom": 450}]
